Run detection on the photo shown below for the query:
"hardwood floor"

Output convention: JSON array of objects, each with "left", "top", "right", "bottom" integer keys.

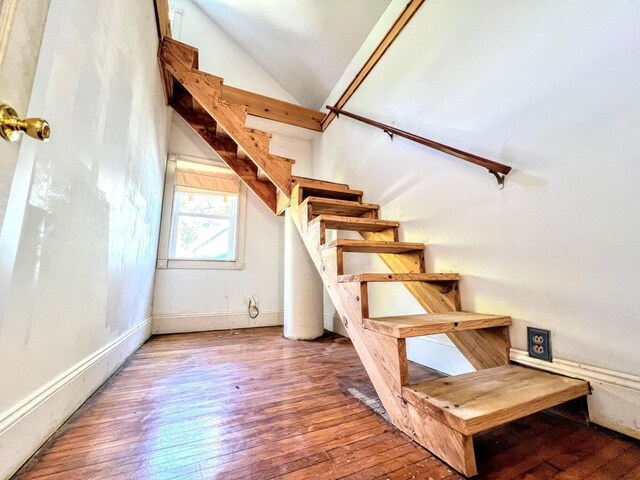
[{"left": 12, "top": 327, "right": 640, "bottom": 480}]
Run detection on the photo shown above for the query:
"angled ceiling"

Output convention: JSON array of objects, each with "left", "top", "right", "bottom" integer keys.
[{"left": 190, "top": 0, "right": 391, "bottom": 109}]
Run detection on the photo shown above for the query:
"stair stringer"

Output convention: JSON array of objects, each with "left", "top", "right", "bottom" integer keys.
[
  {"left": 170, "top": 90, "right": 279, "bottom": 212},
  {"left": 288, "top": 188, "right": 479, "bottom": 477},
  {"left": 361, "top": 229, "right": 510, "bottom": 370},
  {"left": 161, "top": 38, "right": 292, "bottom": 198},
  {"left": 290, "top": 198, "right": 410, "bottom": 429}
]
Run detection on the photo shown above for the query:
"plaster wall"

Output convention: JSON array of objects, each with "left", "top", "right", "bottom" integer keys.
[
  {"left": 0, "top": 0, "right": 170, "bottom": 476},
  {"left": 169, "top": 0, "right": 296, "bottom": 101},
  {"left": 153, "top": 0, "right": 318, "bottom": 332},
  {"left": 315, "top": 0, "right": 640, "bottom": 436}
]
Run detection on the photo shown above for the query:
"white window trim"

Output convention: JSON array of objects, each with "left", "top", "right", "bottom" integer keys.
[
  {"left": 168, "top": 7, "right": 183, "bottom": 40},
  {"left": 157, "top": 154, "right": 247, "bottom": 270}
]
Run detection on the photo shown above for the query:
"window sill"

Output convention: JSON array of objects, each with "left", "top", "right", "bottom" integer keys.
[{"left": 156, "top": 259, "right": 244, "bottom": 270}]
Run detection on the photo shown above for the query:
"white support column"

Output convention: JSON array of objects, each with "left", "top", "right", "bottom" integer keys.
[{"left": 283, "top": 208, "right": 324, "bottom": 340}]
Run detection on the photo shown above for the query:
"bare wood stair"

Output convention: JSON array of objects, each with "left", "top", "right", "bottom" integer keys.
[
  {"left": 169, "top": 86, "right": 280, "bottom": 211},
  {"left": 311, "top": 215, "right": 398, "bottom": 234},
  {"left": 160, "top": 38, "right": 297, "bottom": 212},
  {"left": 323, "top": 239, "right": 424, "bottom": 254},
  {"left": 293, "top": 177, "right": 363, "bottom": 202},
  {"left": 338, "top": 273, "right": 459, "bottom": 282},
  {"left": 158, "top": 36, "right": 591, "bottom": 478},
  {"left": 402, "top": 365, "right": 590, "bottom": 436},
  {"left": 287, "top": 183, "right": 590, "bottom": 477},
  {"left": 305, "top": 197, "right": 379, "bottom": 218},
  {"left": 363, "top": 312, "right": 511, "bottom": 337}
]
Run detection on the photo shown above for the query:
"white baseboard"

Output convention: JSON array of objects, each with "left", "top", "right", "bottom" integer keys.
[
  {"left": 152, "top": 310, "right": 284, "bottom": 334},
  {"left": 0, "top": 317, "right": 153, "bottom": 479},
  {"left": 510, "top": 348, "right": 640, "bottom": 440}
]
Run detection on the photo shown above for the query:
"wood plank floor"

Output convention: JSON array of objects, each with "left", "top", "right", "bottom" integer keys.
[{"left": 12, "top": 327, "right": 640, "bottom": 480}]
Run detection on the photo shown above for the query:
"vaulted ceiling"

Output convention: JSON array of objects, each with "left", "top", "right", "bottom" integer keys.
[{"left": 190, "top": 0, "right": 391, "bottom": 109}]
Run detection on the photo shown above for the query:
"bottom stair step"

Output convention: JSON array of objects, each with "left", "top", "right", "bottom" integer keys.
[{"left": 402, "top": 365, "right": 590, "bottom": 436}]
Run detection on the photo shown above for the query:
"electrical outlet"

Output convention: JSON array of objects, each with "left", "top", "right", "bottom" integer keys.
[
  {"left": 248, "top": 295, "right": 259, "bottom": 318},
  {"left": 528, "top": 327, "right": 551, "bottom": 361}
]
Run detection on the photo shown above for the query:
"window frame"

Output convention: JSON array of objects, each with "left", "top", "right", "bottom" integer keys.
[
  {"left": 157, "top": 155, "right": 247, "bottom": 270},
  {"left": 168, "top": 187, "right": 239, "bottom": 261}
]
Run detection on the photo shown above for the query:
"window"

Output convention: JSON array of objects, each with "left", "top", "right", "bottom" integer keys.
[
  {"left": 170, "top": 189, "right": 238, "bottom": 260},
  {"left": 157, "top": 156, "right": 246, "bottom": 269}
]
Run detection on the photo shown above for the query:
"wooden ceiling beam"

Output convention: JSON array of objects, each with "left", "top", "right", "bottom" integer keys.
[{"left": 222, "top": 85, "right": 324, "bottom": 132}]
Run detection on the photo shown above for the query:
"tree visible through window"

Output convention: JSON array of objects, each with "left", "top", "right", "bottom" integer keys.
[
  {"left": 169, "top": 189, "right": 238, "bottom": 260},
  {"left": 158, "top": 158, "right": 244, "bottom": 268}
]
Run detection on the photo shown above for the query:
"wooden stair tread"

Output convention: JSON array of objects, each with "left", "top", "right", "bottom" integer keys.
[
  {"left": 339, "top": 273, "right": 459, "bottom": 283},
  {"left": 323, "top": 239, "right": 423, "bottom": 254},
  {"left": 294, "top": 177, "right": 361, "bottom": 194},
  {"left": 402, "top": 365, "right": 590, "bottom": 435},
  {"left": 311, "top": 215, "right": 398, "bottom": 232},
  {"left": 292, "top": 176, "right": 350, "bottom": 188},
  {"left": 299, "top": 184, "right": 362, "bottom": 202},
  {"left": 363, "top": 312, "right": 510, "bottom": 337},
  {"left": 306, "top": 197, "right": 378, "bottom": 216}
]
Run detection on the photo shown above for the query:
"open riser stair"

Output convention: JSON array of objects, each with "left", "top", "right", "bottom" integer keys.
[
  {"left": 159, "top": 38, "right": 591, "bottom": 477},
  {"left": 160, "top": 38, "right": 296, "bottom": 213}
]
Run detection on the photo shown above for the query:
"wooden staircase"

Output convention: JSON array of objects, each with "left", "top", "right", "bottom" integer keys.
[
  {"left": 160, "top": 38, "right": 295, "bottom": 213},
  {"left": 159, "top": 38, "right": 590, "bottom": 477}
]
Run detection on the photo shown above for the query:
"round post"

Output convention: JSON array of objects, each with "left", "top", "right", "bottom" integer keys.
[{"left": 283, "top": 209, "right": 324, "bottom": 340}]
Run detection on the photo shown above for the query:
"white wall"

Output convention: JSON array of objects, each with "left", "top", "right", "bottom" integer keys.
[
  {"left": 152, "top": 115, "right": 287, "bottom": 332},
  {"left": 153, "top": 0, "right": 318, "bottom": 334},
  {"left": 188, "top": 0, "right": 392, "bottom": 108},
  {"left": 0, "top": 0, "right": 170, "bottom": 477},
  {"left": 315, "top": 0, "right": 640, "bottom": 437},
  {"left": 170, "top": 0, "right": 297, "bottom": 102},
  {"left": 153, "top": 119, "right": 316, "bottom": 334}
]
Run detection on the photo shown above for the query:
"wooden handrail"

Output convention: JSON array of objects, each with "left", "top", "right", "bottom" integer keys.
[
  {"left": 321, "top": 0, "right": 425, "bottom": 131},
  {"left": 327, "top": 106, "right": 512, "bottom": 186}
]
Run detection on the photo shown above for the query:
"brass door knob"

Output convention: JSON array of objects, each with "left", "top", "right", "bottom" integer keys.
[{"left": 0, "top": 103, "right": 50, "bottom": 142}]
